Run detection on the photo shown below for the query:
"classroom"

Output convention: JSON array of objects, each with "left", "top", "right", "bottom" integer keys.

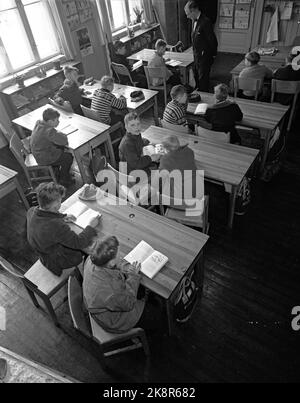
[{"left": 0, "top": 0, "right": 300, "bottom": 384}]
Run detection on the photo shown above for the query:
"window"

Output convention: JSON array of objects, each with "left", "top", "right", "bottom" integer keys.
[
  {"left": 0, "top": 0, "right": 61, "bottom": 78},
  {"left": 106, "top": 0, "right": 143, "bottom": 33}
]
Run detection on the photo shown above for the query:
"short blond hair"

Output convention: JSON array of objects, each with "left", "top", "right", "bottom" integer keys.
[
  {"left": 162, "top": 135, "right": 180, "bottom": 152},
  {"left": 63, "top": 66, "right": 79, "bottom": 79},
  {"left": 214, "top": 84, "right": 229, "bottom": 102},
  {"left": 100, "top": 76, "right": 114, "bottom": 90}
]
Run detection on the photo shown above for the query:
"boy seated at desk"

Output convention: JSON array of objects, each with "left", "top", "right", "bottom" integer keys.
[
  {"left": 163, "top": 85, "right": 189, "bottom": 127},
  {"left": 203, "top": 84, "right": 243, "bottom": 144},
  {"left": 112, "top": 40, "right": 147, "bottom": 88},
  {"left": 119, "top": 112, "right": 159, "bottom": 175},
  {"left": 54, "top": 66, "right": 86, "bottom": 115},
  {"left": 148, "top": 39, "right": 181, "bottom": 87},
  {"left": 91, "top": 76, "right": 128, "bottom": 126},
  {"left": 239, "top": 51, "right": 273, "bottom": 99},
  {"left": 27, "top": 182, "right": 99, "bottom": 277},
  {"left": 83, "top": 236, "right": 162, "bottom": 333},
  {"left": 30, "top": 108, "right": 74, "bottom": 186}
]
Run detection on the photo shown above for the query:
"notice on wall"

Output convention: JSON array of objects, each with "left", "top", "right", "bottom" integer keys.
[
  {"left": 280, "top": 1, "right": 293, "bottom": 20},
  {"left": 76, "top": 27, "right": 94, "bottom": 57},
  {"left": 62, "top": 0, "right": 93, "bottom": 31},
  {"left": 219, "top": 0, "right": 251, "bottom": 30}
]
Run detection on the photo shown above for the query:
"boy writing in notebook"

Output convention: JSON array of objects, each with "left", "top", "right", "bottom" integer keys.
[{"left": 163, "top": 85, "right": 189, "bottom": 127}]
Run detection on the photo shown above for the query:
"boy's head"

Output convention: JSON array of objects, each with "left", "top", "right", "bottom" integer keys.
[
  {"left": 36, "top": 182, "right": 65, "bottom": 212},
  {"left": 214, "top": 83, "right": 229, "bottom": 102},
  {"left": 100, "top": 76, "right": 114, "bottom": 92},
  {"left": 114, "top": 40, "right": 126, "bottom": 55},
  {"left": 42, "top": 108, "right": 60, "bottom": 128},
  {"left": 63, "top": 66, "right": 79, "bottom": 83},
  {"left": 245, "top": 51, "right": 260, "bottom": 67},
  {"left": 155, "top": 39, "right": 167, "bottom": 56},
  {"left": 90, "top": 236, "right": 119, "bottom": 268},
  {"left": 170, "top": 85, "right": 188, "bottom": 104},
  {"left": 124, "top": 112, "right": 141, "bottom": 135},
  {"left": 162, "top": 135, "right": 181, "bottom": 153}
]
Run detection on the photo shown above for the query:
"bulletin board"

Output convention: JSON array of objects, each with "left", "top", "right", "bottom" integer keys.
[
  {"left": 62, "top": 0, "right": 93, "bottom": 31},
  {"left": 219, "top": 0, "right": 252, "bottom": 30}
]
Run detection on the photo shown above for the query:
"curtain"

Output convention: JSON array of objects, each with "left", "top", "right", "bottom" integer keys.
[
  {"left": 94, "top": 0, "right": 113, "bottom": 74},
  {"left": 47, "top": 0, "right": 76, "bottom": 60},
  {"left": 143, "top": 0, "right": 154, "bottom": 24}
]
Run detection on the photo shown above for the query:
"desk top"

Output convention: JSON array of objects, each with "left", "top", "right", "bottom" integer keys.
[
  {"left": 127, "top": 49, "right": 194, "bottom": 68},
  {"left": 187, "top": 92, "right": 289, "bottom": 131},
  {"left": 230, "top": 46, "right": 291, "bottom": 77},
  {"left": 142, "top": 125, "right": 259, "bottom": 186},
  {"left": 0, "top": 165, "right": 17, "bottom": 185},
  {"left": 81, "top": 82, "right": 158, "bottom": 110},
  {"left": 61, "top": 188, "right": 209, "bottom": 300},
  {"left": 12, "top": 104, "right": 110, "bottom": 151}
]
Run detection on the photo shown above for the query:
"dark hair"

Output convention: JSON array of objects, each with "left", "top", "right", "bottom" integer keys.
[
  {"left": 36, "top": 182, "right": 65, "bottom": 209},
  {"left": 185, "top": 0, "right": 201, "bottom": 11},
  {"left": 245, "top": 51, "right": 260, "bottom": 65},
  {"left": 171, "top": 85, "right": 187, "bottom": 100},
  {"left": 43, "top": 108, "right": 60, "bottom": 122},
  {"left": 90, "top": 236, "right": 119, "bottom": 266},
  {"left": 114, "top": 40, "right": 125, "bottom": 52}
]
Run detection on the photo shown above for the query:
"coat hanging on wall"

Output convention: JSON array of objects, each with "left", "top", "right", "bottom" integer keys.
[{"left": 267, "top": 6, "right": 279, "bottom": 43}]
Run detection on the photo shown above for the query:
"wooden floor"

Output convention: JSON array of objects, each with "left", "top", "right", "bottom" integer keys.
[{"left": 1, "top": 53, "right": 300, "bottom": 383}]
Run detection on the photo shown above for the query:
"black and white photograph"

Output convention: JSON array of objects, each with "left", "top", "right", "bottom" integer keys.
[{"left": 0, "top": 0, "right": 300, "bottom": 387}]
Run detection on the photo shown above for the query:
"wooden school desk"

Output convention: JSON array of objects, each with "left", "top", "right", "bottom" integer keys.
[
  {"left": 142, "top": 125, "right": 259, "bottom": 229},
  {"left": 0, "top": 165, "right": 29, "bottom": 210},
  {"left": 61, "top": 188, "right": 209, "bottom": 336},
  {"left": 12, "top": 104, "right": 113, "bottom": 184},
  {"left": 81, "top": 82, "right": 159, "bottom": 125},
  {"left": 127, "top": 48, "right": 194, "bottom": 84},
  {"left": 187, "top": 92, "right": 289, "bottom": 171},
  {"left": 230, "top": 46, "right": 292, "bottom": 79}
]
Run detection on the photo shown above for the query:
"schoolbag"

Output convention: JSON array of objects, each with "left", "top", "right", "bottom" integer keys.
[{"left": 174, "top": 271, "right": 199, "bottom": 323}]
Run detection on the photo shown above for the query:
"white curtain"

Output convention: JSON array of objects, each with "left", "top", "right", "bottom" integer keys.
[
  {"left": 94, "top": 0, "right": 113, "bottom": 74},
  {"left": 47, "top": 0, "right": 76, "bottom": 60},
  {"left": 143, "top": 0, "right": 154, "bottom": 24}
]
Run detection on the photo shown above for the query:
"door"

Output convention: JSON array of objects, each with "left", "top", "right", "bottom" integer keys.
[{"left": 215, "top": 0, "right": 257, "bottom": 53}]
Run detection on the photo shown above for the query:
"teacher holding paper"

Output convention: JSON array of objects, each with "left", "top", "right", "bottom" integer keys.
[{"left": 184, "top": 0, "right": 218, "bottom": 92}]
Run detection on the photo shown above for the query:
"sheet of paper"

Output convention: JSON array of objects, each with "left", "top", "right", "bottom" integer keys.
[
  {"left": 64, "top": 201, "right": 87, "bottom": 218},
  {"left": 165, "top": 60, "right": 182, "bottom": 67},
  {"left": 76, "top": 209, "right": 100, "bottom": 229},
  {"left": 195, "top": 103, "right": 209, "bottom": 114},
  {"left": 142, "top": 251, "right": 168, "bottom": 279},
  {"left": 124, "top": 241, "right": 154, "bottom": 265},
  {"left": 132, "top": 60, "right": 143, "bottom": 71}
]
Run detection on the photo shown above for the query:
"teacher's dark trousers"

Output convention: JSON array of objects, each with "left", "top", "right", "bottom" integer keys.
[{"left": 193, "top": 55, "right": 214, "bottom": 92}]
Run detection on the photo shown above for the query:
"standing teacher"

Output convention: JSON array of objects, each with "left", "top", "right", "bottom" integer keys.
[{"left": 184, "top": 0, "right": 218, "bottom": 92}]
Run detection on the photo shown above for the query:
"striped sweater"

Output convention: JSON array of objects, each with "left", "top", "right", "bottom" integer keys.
[
  {"left": 163, "top": 99, "right": 187, "bottom": 126},
  {"left": 91, "top": 88, "right": 127, "bottom": 124}
]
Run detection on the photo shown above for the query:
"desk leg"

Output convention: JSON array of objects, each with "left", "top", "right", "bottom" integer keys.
[
  {"left": 261, "top": 129, "right": 271, "bottom": 173},
  {"left": 166, "top": 298, "right": 175, "bottom": 336},
  {"left": 228, "top": 185, "right": 238, "bottom": 229},
  {"left": 153, "top": 96, "right": 159, "bottom": 126},
  {"left": 14, "top": 178, "right": 29, "bottom": 210},
  {"left": 180, "top": 67, "right": 187, "bottom": 85},
  {"left": 73, "top": 150, "right": 88, "bottom": 184}
]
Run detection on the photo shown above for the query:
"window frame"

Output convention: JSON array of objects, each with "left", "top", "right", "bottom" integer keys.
[
  {"left": 0, "top": 0, "right": 62, "bottom": 78},
  {"left": 106, "top": 0, "right": 142, "bottom": 33}
]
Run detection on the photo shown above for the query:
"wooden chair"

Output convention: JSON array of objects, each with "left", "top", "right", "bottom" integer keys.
[
  {"left": 10, "top": 133, "right": 57, "bottom": 188},
  {"left": 159, "top": 194, "right": 209, "bottom": 234},
  {"left": 196, "top": 126, "right": 230, "bottom": 144},
  {"left": 234, "top": 77, "right": 263, "bottom": 101},
  {"left": 160, "top": 119, "right": 190, "bottom": 134},
  {"left": 111, "top": 62, "right": 137, "bottom": 87},
  {"left": 167, "top": 41, "right": 184, "bottom": 53},
  {"left": 68, "top": 276, "right": 150, "bottom": 368},
  {"left": 271, "top": 79, "right": 300, "bottom": 132},
  {"left": 0, "top": 256, "right": 77, "bottom": 326},
  {"left": 0, "top": 122, "right": 12, "bottom": 143},
  {"left": 48, "top": 98, "right": 74, "bottom": 113},
  {"left": 144, "top": 66, "right": 168, "bottom": 106}
]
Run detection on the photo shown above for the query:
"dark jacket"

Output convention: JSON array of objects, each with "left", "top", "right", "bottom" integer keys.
[
  {"left": 30, "top": 120, "right": 68, "bottom": 165},
  {"left": 273, "top": 65, "right": 300, "bottom": 105},
  {"left": 112, "top": 53, "right": 131, "bottom": 71},
  {"left": 192, "top": 13, "right": 218, "bottom": 64},
  {"left": 83, "top": 257, "right": 144, "bottom": 333},
  {"left": 55, "top": 79, "right": 83, "bottom": 114},
  {"left": 119, "top": 132, "right": 152, "bottom": 174},
  {"left": 27, "top": 207, "right": 97, "bottom": 276},
  {"left": 204, "top": 100, "right": 243, "bottom": 142},
  {"left": 159, "top": 145, "right": 203, "bottom": 200}
]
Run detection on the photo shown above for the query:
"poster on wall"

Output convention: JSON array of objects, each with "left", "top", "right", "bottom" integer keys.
[
  {"left": 62, "top": 0, "right": 93, "bottom": 31},
  {"left": 219, "top": 0, "right": 251, "bottom": 30},
  {"left": 76, "top": 27, "right": 94, "bottom": 57}
]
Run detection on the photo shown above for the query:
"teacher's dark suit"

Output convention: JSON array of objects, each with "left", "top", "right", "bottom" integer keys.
[{"left": 192, "top": 13, "right": 218, "bottom": 92}]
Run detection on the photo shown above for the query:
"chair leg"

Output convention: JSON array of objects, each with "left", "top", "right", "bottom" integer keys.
[
  {"left": 24, "top": 286, "right": 40, "bottom": 308},
  {"left": 139, "top": 331, "right": 150, "bottom": 357},
  {"left": 40, "top": 294, "right": 60, "bottom": 327},
  {"left": 48, "top": 166, "right": 58, "bottom": 184}
]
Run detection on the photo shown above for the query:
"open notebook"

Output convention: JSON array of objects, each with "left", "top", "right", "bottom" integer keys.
[
  {"left": 124, "top": 240, "right": 168, "bottom": 279},
  {"left": 59, "top": 124, "right": 78, "bottom": 135},
  {"left": 165, "top": 60, "right": 182, "bottom": 67},
  {"left": 143, "top": 144, "right": 165, "bottom": 157},
  {"left": 187, "top": 103, "right": 209, "bottom": 115},
  {"left": 63, "top": 201, "right": 100, "bottom": 229}
]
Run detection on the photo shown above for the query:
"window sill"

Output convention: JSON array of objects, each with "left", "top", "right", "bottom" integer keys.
[
  {"left": 0, "top": 55, "right": 67, "bottom": 91},
  {"left": 112, "top": 23, "right": 160, "bottom": 44}
]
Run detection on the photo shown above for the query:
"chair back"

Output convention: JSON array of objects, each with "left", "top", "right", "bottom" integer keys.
[
  {"left": 0, "top": 255, "right": 24, "bottom": 279},
  {"left": 68, "top": 276, "right": 92, "bottom": 338},
  {"left": 234, "top": 77, "right": 263, "bottom": 101},
  {"left": 161, "top": 119, "right": 190, "bottom": 134},
  {"left": 9, "top": 133, "right": 32, "bottom": 185},
  {"left": 196, "top": 126, "right": 230, "bottom": 143},
  {"left": 144, "top": 66, "right": 168, "bottom": 105},
  {"left": 81, "top": 105, "right": 102, "bottom": 122},
  {"left": 111, "top": 62, "right": 135, "bottom": 86},
  {"left": 48, "top": 98, "right": 73, "bottom": 113},
  {"left": 167, "top": 41, "right": 184, "bottom": 53},
  {"left": 0, "top": 122, "right": 12, "bottom": 143}
]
